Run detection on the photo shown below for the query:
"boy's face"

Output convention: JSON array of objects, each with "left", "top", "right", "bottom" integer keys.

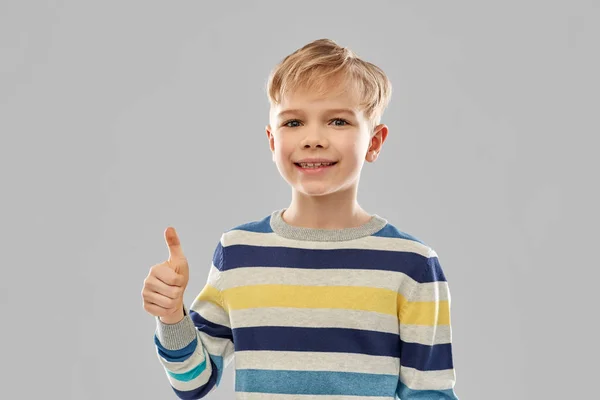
[{"left": 265, "top": 85, "right": 388, "bottom": 198}]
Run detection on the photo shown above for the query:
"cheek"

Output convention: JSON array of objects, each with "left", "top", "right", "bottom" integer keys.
[
  {"left": 340, "top": 141, "right": 364, "bottom": 160},
  {"left": 274, "top": 142, "right": 293, "bottom": 163}
]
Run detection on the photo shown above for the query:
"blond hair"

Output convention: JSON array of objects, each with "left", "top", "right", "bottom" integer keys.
[{"left": 266, "top": 38, "right": 392, "bottom": 133}]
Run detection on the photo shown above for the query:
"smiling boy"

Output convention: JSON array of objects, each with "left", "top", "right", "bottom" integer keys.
[
  {"left": 266, "top": 73, "right": 385, "bottom": 230},
  {"left": 145, "top": 38, "right": 459, "bottom": 399}
]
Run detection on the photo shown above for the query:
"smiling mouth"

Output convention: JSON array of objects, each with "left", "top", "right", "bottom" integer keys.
[{"left": 294, "top": 162, "right": 338, "bottom": 169}]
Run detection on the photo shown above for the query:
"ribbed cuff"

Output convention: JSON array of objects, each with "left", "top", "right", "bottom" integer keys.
[{"left": 155, "top": 306, "right": 197, "bottom": 350}]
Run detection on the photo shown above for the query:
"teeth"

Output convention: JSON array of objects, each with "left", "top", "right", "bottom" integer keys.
[{"left": 298, "top": 162, "right": 334, "bottom": 168}]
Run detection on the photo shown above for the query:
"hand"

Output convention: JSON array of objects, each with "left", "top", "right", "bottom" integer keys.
[{"left": 142, "top": 227, "right": 190, "bottom": 324}]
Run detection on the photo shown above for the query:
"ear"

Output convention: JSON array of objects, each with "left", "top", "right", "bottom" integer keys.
[
  {"left": 366, "top": 124, "right": 388, "bottom": 163},
  {"left": 266, "top": 125, "right": 275, "bottom": 158}
]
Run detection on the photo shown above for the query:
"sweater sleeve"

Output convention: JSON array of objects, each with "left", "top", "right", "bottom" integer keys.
[
  {"left": 396, "top": 248, "right": 459, "bottom": 399},
  {"left": 153, "top": 237, "right": 234, "bottom": 399}
]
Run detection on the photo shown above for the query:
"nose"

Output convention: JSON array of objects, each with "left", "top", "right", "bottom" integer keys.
[{"left": 300, "top": 130, "right": 329, "bottom": 149}]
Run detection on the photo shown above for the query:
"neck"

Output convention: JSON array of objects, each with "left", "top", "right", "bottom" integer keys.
[{"left": 283, "top": 186, "right": 372, "bottom": 229}]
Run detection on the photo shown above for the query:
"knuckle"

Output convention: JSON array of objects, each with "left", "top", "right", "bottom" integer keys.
[{"left": 166, "top": 273, "right": 178, "bottom": 286}]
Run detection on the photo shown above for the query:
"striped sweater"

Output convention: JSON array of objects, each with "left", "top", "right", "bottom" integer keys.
[{"left": 153, "top": 208, "right": 459, "bottom": 399}]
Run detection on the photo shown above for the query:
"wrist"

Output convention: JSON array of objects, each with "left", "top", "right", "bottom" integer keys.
[{"left": 159, "top": 308, "right": 185, "bottom": 325}]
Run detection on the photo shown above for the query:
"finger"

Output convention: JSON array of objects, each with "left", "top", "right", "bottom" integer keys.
[
  {"left": 146, "top": 275, "right": 183, "bottom": 299},
  {"left": 144, "top": 302, "right": 177, "bottom": 318},
  {"left": 164, "top": 227, "right": 186, "bottom": 265},
  {"left": 144, "top": 290, "right": 179, "bottom": 310},
  {"left": 153, "top": 264, "right": 186, "bottom": 287}
]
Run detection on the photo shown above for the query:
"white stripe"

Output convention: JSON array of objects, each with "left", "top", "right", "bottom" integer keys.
[
  {"left": 399, "top": 366, "right": 457, "bottom": 391},
  {"left": 235, "top": 349, "right": 399, "bottom": 375},
  {"left": 399, "top": 324, "right": 453, "bottom": 345},
  {"left": 223, "top": 266, "right": 404, "bottom": 291},
  {"left": 205, "top": 264, "right": 223, "bottom": 287},
  {"left": 402, "top": 280, "right": 451, "bottom": 302},
  {"left": 189, "top": 296, "right": 230, "bottom": 327}
]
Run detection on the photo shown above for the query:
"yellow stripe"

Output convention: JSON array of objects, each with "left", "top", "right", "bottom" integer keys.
[
  {"left": 195, "top": 284, "right": 224, "bottom": 308},
  {"left": 399, "top": 299, "right": 451, "bottom": 326},
  {"left": 205, "top": 283, "right": 451, "bottom": 327},
  {"left": 222, "top": 284, "right": 399, "bottom": 316}
]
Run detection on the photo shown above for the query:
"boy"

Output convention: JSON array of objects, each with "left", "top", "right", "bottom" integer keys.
[{"left": 142, "top": 38, "right": 459, "bottom": 399}]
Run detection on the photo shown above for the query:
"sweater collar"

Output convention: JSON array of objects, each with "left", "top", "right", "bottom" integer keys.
[{"left": 269, "top": 208, "right": 388, "bottom": 242}]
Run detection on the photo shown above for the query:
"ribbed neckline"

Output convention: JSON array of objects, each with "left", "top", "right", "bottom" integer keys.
[{"left": 269, "top": 208, "right": 388, "bottom": 242}]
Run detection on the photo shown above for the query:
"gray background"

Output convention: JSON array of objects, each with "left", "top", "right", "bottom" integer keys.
[{"left": 1, "top": 0, "right": 598, "bottom": 398}]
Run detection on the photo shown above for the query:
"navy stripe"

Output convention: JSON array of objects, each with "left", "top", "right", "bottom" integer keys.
[
  {"left": 189, "top": 310, "right": 233, "bottom": 340},
  {"left": 236, "top": 369, "right": 397, "bottom": 397},
  {"left": 171, "top": 355, "right": 220, "bottom": 399},
  {"left": 425, "top": 255, "right": 447, "bottom": 282},
  {"left": 232, "top": 326, "right": 401, "bottom": 358},
  {"left": 212, "top": 240, "right": 225, "bottom": 271},
  {"left": 154, "top": 335, "right": 197, "bottom": 362},
  {"left": 372, "top": 224, "right": 425, "bottom": 243},
  {"left": 229, "top": 215, "right": 273, "bottom": 233},
  {"left": 400, "top": 340, "right": 455, "bottom": 371},
  {"left": 222, "top": 245, "right": 442, "bottom": 282}
]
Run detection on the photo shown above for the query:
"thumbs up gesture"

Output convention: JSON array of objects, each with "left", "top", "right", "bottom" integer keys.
[{"left": 142, "top": 227, "right": 190, "bottom": 324}]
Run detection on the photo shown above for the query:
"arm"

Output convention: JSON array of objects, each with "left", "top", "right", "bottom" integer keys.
[
  {"left": 154, "top": 238, "right": 234, "bottom": 399},
  {"left": 396, "top": 248, "right": 459, "bottom": 399}
]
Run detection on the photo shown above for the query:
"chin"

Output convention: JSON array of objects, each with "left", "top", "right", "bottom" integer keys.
[{"left": 295, "top": 184, "right": 339, "bottom": 197}]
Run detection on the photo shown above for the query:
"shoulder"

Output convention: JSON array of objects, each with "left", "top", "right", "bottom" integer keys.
[
  {"left": 373, "top": 217, "right": 434, "bottom": 254},
  {"left": 207, "top": 212, "right": 273, "bottom": 272},
  {"left": 372, "top": 217, "right": 437, "bottom": 266},
  {"left": 373, "top": 220, "right": 427, "bottom": 246},
  {"left": 212, "top": 211, "right": 275, "bottom": 247},
  {"left": 227, "top": 213, "right": 273, "bottom": 234},
  {"left": 373, "top": 219, "right": 443, "bottom": 277}
]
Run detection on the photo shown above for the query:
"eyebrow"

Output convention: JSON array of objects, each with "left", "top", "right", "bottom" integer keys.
[{"left": 277, "top": 108, "right": 357, "bottom": 119}]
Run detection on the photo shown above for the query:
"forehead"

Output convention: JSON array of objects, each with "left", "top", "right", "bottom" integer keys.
[{"left": 271, "top": 85, "right": 364, "bottom": 120}]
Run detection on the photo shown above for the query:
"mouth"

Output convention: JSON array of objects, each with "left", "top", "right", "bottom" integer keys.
[
  {"left": 293, "top": 161, "right": 338, "bottom": 173},
  {"left": 294, "top": 161, "right": 338, "bottom": 169}
]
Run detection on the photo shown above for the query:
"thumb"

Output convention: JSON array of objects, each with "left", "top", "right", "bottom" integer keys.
[{"left": 164, "top": 227, "right": 187, "bottom": 270}]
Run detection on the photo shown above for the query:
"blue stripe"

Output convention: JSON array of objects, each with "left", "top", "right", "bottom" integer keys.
[
  {"left": 229, "top": 215, "right": 273, "bottom": 233},
  {"left": 222, "top": 245, "right": 443, "bottom": 282},
  {"left": 425, "top": 255, "right": 447, "bottom": 282},
  {"left": 189, "top": 310, "right": 233, "bottom": 340},
  {"left": 212, "top": 240, "right": 225, "bottom": 271},
  {"left": 210, "top": 354, "right": 225, "bottom": 386},
  {"left": 167, "top": 357, "right": 206, "bottom": 382},
  {"left": 235, "top": 369, "right": 398, "bottom": 396},
  {"left": 400, "top": 340, "right": 455, "bottom": 371},
  {"left": 233, "top": 326, "right": 401, "bottom": 358},
  {"left": 372, "top": 224, "right": 425, "bottom": 243},
  {"left": 154, "top": 335, "right": 197, "bottom": 362},
  {"left": 171, "top": 355, "right": 221, "bottom": 399},
  {"left": 166, "top": 352, "right": 223, "bottom": 385},
  {"left": 397, "top": 380, "right": 459, "bottom": 399}
]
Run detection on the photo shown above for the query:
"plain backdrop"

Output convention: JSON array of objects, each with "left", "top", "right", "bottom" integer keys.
[{"left": 1, "top": 1, "right": 598, "bottom": 399}]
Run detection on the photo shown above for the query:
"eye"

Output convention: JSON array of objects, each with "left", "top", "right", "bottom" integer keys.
[
  {"left": 283, "top": 119, "right": 301, "bottom": 128},
  {"left": 331, "top": 118, "right": 350, "bottom": 126}
]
